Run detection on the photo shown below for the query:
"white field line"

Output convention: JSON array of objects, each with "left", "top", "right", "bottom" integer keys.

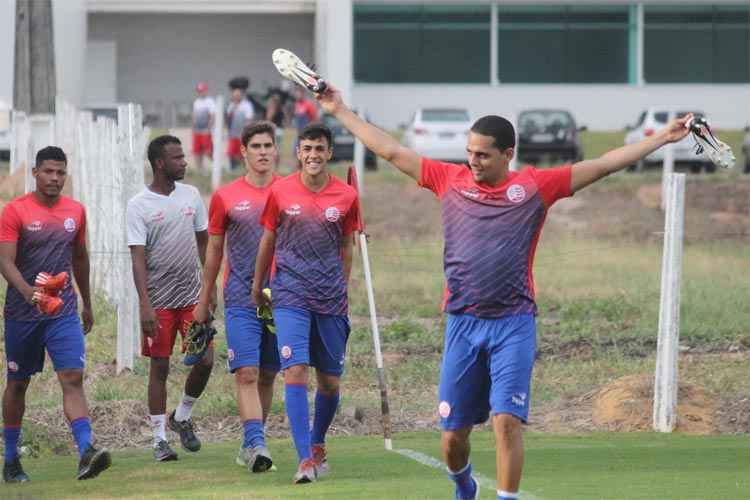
[{"left": 394, "top": 448, "right": 544, "bottom": 500}]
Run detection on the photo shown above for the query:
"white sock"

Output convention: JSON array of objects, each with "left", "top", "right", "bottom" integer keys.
[
  {"left": 498, "top": 490, "right": 518, "bottom": 499},
  {"left": 174, "top": 393, "right": 198, "bottom": 422},
  {"left": 150, "top": 414, "right": 166, "bottom": 446}
]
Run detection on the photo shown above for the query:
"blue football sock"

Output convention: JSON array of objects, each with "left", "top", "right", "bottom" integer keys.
[
  {"left": 311, "top": 390, "right": 339, "bottom": 445},
  {"left": 242, "top": 419, "right": 265, "bottom": 449},
  {"left": 70, "top": 417, "right": 92, "bottom": 458},
  {"left": 448, "top": 463, "right": 476, "bottom": 499},
  {"left": 285, "top": 384, "right": 311, "bottom": 462},
  {"left": 3, "top": 426, "right": 21, "bottom": 462}
]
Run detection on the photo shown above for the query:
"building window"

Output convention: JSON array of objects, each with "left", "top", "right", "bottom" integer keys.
[
  {"left": 644, "top": 4, "right": 750, "bottom": 83},
  {"left": 353, "top": 4, "right": 490, "bottom": 83},
  {"left": 496, "top": 5, "right": 630, "bottom": 83}
]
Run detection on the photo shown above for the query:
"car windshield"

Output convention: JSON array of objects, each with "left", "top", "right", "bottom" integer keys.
[
  {"left": 422, "top": 109, "right": 469, "bottom": 122},
  {"left": 518, "top": 111, "right": 573, "bottom": 133}
]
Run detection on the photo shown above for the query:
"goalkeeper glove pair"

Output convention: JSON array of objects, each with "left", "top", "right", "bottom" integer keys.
[
  {"left": 32, "top": 272, "right": 67, "bottom": 315},
  {"left": 256, "top": 288, "right": 275, "bottom": 334}
]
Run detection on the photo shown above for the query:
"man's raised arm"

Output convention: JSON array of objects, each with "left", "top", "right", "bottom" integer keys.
[
  {"left": 570, "top": 113, "right": 692, "bottom": 193},
  {"left": 317, "top": 84, "right": 422, "bottom": 182}
]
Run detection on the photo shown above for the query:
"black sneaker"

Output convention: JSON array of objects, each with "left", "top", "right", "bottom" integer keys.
[
  {"left": 153, "top": 440, "right": 178, "bottom": 462},
  {"left": 3, "top": 456, "right": 29, "bottom": 483},
  {"left": 168, "top": 410, "right": 201, "bottom": 452},
  {"left": 77, "top": 445, "right": 111, "bottom": 480}
]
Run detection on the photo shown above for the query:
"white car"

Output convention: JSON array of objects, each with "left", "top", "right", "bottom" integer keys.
[
  {"left": 403, "top": 108, "right": 471, "bottom": 163},
  {"left": 624, "top": 107, "right": 713, "bottom": 173}
]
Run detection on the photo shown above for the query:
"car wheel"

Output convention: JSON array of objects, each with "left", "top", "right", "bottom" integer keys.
[
  {"left": 745, "top": 161, "right": 750, "bottom": 174},
  {"left": 703, "top": 162, "right": 716, "bottom": 174},
  {"left": 689, "top": 162, "right": 703, "bottom": 174},
  {"left": 365, "top": 153, "right": 377, "bottom": 170}
]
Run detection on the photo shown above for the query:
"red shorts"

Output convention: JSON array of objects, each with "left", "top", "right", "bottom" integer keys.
[
  {"left": 226, "top": 137, "right": 242, "bottom": 159},
  {"left": 142, "top": 305, "right": 211, "bottom": 358},
  {"left": 192, "top": 133, "right": 213, "bottom": 156}
]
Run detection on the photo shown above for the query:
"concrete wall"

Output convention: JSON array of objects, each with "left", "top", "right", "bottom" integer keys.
[
  {"left": 87, "top": 13, "right": 314, "bottom": 111},
  {"left": 352, "top": 84, "right": 750, "bottom": 131},
  {"left": 0, "top": 0, "right": 15, "bottom": 108}
]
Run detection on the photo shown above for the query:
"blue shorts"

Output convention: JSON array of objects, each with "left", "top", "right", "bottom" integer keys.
[
  {"left": 438, "top": 313, "right": 536, "bottom": 430},
  {"left": 273, "top": 307, "right": 350, "bottom": 376},
  {"left": 225, "top": 306, "right": 280, "bottom": 373},
  {"left": 4, "top": 314, "right": 85, "bottom": 381}
]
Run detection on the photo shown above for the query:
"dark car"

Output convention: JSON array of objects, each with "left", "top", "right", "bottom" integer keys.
[
  {"left": 743, "top": 125, "right": 750, "bottom": 174},
  {"left": 516, "top": 109, "right": 585, "bottom": 164},
  {"left": 322, "top": 113, "right": 377, "bottom": 169}
]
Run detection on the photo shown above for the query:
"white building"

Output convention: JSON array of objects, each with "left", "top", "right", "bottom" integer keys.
[{"left": 1, "top": 0, "right": 749, "bottom": 130}]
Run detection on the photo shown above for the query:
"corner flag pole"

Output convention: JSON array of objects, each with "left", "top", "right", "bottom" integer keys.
[{"left": 348, "top": 166, "right": 393, "bottom": 450}]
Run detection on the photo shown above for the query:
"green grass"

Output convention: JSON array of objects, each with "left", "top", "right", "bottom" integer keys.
[{"left": 4, "top": 432, "right": 747, "bottom": 499}]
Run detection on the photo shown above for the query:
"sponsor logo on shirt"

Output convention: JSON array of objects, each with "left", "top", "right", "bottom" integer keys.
[
  {"left": 64, "top": 217, "right": 76, "bottom": 233},
  {"left": 438, "top": 401, "right": 451, "bottom": 418},
  {"left": 285, "top": 204, "right": 301, "bottom": 216},
  {"left": 27, "top": 221, "right": 43, "bottom": 232},
  {"left": 8, "top": 361, "right": 19, "bottom": 372},
  {"left": 460, "top": 188, "right": 480, "bottom": 199},
  {"left": 150, "top": 211, "right": 165, "bottom": 222},
  {"left": 507, "top": 184, "right": 526, "bottom": 203},
  {"left": 182, "top": 206, "right": 195, "bottom": 217},
  {"left": 325, "top": 206, "right": 341, "bottom": 222},
  {"left": 511, "top": 392, "right": 527, "bottom": 407},
  {"left": 234, "top": 200, "right": 251, "bottom": 212}
]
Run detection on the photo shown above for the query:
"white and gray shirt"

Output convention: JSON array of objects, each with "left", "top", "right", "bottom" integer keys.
[{"left": 126, "top": 183, "right": 208, "bottom": 309}]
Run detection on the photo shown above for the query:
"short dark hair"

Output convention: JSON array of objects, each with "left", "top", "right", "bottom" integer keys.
[
  {"left": 470, "top": 115, "right": 515, "bottom": 150},
  {"left": 298, "top": 123, "right": 332, "bottom": 148},
  {"left": 35, "top": 146, "right": 67, "bottom": 167},
  {"left": 241, "top": 121, "right": 276, "bottom": 147},
  {"left": 147, "top": 135, "right": 181, "bottom": 167}
]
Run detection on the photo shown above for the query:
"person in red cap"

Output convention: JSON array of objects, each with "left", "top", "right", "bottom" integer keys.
[{"left": 192, "top": 82, "right": 216, "bottom": 173}]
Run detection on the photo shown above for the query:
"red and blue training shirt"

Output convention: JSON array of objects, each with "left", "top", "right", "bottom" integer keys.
[
  {"left": 0, "top": 193, "right": 87, "bottom": 321},
  {"left": 208, "top": 175, "right": 279, "bottom": 308},
  {"left": 419, "top": 158, "right": 572, "bottom": 319},
  {"left": 260, "top": 172, "right": 361, "bottom": 316}
]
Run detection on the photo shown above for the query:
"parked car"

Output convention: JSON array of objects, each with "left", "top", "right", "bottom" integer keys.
[
  {"left": 743, "top": 125, "right": 750, "bottom": 174},
  {"left": 624, "top": 108, "right": 713, "bottom": 173},
  {"left": 402, "top": 108, "right": 472, "bottom": 163},
  {"left": 321, "top": 113, "right": 377, "bottom": 169},
  {"left": 516, "top": 109, "right": 585, "bottom": 164}
]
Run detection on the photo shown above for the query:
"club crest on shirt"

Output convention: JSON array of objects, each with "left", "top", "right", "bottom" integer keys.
[
  {"left": 63, "top": 217, "right": 76, "bottom": 233},
  {"left": 281, "top": 345, "right": 292, "bottom": 359},
  {"left": 507, "top": 184, "right": 526, "bottom": 203},
  {"left": 27, "top": 220, "right": 42, "bottom": 232},
  {"left": 233, "top": 200, "right": 251, "bottom": 212},
  {"left": 182, "top": 206, "right": 195, "bottom": 217},
  {"left": 325, "top": 206, "right": 340, "bottom": 222},
  {"left": 438, "top": 401, "right": 451, "bottom": 418},
  {"left": 285, "top": 204, "right": 301, "bottom": 216}
]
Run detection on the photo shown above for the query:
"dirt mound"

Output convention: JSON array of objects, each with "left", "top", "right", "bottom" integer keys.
[{"left": 592, "top": 374, "right": 716, "bottom": 434}]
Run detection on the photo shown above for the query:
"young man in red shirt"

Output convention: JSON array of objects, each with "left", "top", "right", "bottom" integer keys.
[
  {"left": 0, "top": 146, "right": 111, "bottom": 482},
  {"left": 253, "top": 123, "right": 360, "bottom": 484}
]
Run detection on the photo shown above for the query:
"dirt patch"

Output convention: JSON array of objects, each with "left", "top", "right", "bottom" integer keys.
[{"left": 592, "top": 374, "right": 716, "bottom": 434}]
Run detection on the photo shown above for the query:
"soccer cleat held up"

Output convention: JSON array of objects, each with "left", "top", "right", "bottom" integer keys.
[
  {"left": 686, "top": 116, "right": 736, "bottom": 169},
  {"left": 183, "top": 321, "right": 216, "bottom": 366}
]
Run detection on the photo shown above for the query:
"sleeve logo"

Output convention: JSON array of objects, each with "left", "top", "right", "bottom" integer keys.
[
  {"left": 507, "top": 184, "right": 526, "bottom": 203},
  {"left": 64, "top": 217, "right": 76, "bottom": 232},
  {"left": 325, "top": 206, "right": 340, "bottom": 222}
]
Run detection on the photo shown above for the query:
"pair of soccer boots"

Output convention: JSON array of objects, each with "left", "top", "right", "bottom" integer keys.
[{"left": 32, "top": 271, "right": 68, "bottom": 315}]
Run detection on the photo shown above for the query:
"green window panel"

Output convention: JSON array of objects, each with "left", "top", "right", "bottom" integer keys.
[
  {"left": 497, "top": 5, "right": 630, "bottom": 83},
  {"left": 644, "top": 4, "right": 750, "bottom": 83},
  {"left": 354, "top": 4, "right": 490, "bottom": 83}
]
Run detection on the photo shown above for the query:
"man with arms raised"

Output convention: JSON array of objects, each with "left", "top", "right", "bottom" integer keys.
[
  {"left": 252, "top": 123, "right": 360, "bottom": 484},
  {"left": 127, "top": 135, "right": 212, "bottom": 462},
  {"left": 1, "top": 146, "right": 111, "bottom": 482},
  {"left": 194, "top": 121, "right": 281, "bottom": 473},
  {"left": 316, "top": 84, "right": 691, "bottom": 500}
]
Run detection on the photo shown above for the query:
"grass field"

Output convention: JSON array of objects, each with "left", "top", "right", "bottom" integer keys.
[{"left": 3, "top": 433, "right": 747, "bottom": 499}]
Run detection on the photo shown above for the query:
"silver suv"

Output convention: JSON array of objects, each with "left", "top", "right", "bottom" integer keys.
[{"left": 625, "top": 108, "right": 713, "bottom": 173}]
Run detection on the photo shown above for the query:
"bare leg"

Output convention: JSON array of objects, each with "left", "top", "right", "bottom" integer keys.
[
  {"left": 258, "top": 368, "right": 278, "bottom": 423},
  {"left": 493, "top": 413, "right": 524, "bottom": 493}
]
